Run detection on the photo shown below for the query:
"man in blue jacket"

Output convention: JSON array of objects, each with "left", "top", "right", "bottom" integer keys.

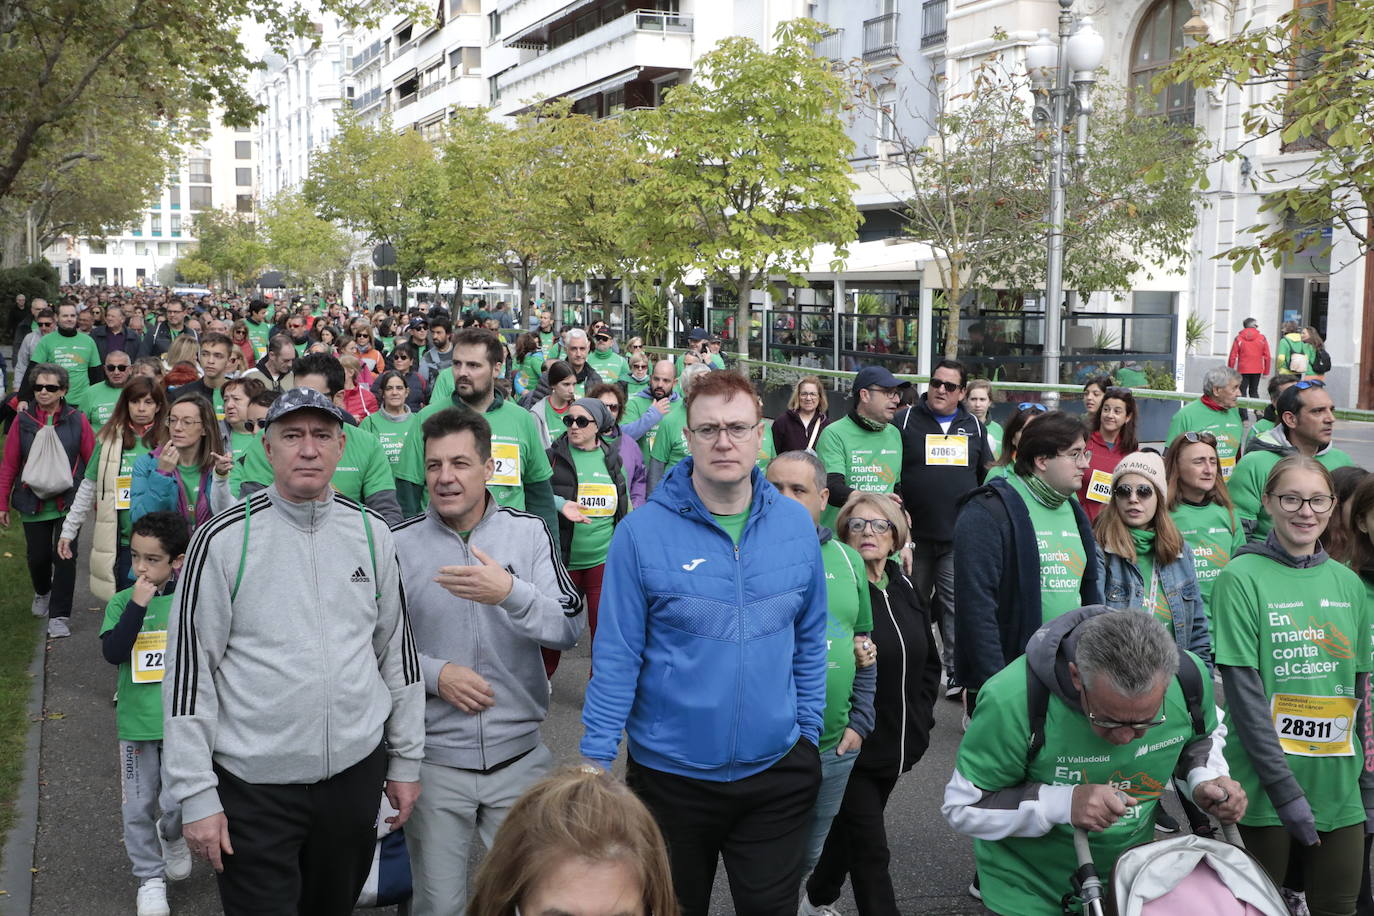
[{"left": 582, "top": 370, "right": 827, "bottom": 916}]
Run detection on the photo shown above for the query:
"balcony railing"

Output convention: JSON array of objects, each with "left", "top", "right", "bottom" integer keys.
[
  {"left": 812, "top": 27, "right": 845, "bottom": 61},
  {"left": 349, "top": 86, "right": 384, "bottom": 111},
  {"left": 863, "top": 12, "right": 899, "bottom": 62},
  {"left": 349, "top": 41, "right": 386, "bottom": 73},
  {"left": 397, "top": 91, "right": 417, "bottom": 109},
  {"left": 633, "top": 9, "right": 691, "bottom": 33},
  {"left": 921, "top": 0, "right": 946, "bottom": 48},
  {"left": 418, "top": 78, "right": 447, "bottom": 98},
  {"left": 498, "top": 10, "right": 693, "bottom": 98}
]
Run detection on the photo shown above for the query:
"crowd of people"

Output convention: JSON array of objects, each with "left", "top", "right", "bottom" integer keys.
[{"left": 3, "top": 286, "right": 1371, "bottom": 916}]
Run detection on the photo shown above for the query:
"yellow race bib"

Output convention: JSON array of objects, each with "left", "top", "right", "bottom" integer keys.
[
  {"left": 1085, "top": 468, "right": 1114, "bottom": 504},
  {"left": 578, "top": 482, "right": 617, "bottom": 518},
  {"left": 116, "top": 474, "right": 132, "bottom": 511},
  {"left": 1272, "top": 693, "right": 1358, "bottom": 757},
  {"left": 490, "top": 442, "right": 521, "bottom": 487},
  {"left": 1220, "top": 454, "right": 1236, "bottom": 479},
  {"left": 925, "top": 434, "right": 969, "bottom": 467},
  {"left": 131, "top": 630, "right": 168, "bottom": 684}
]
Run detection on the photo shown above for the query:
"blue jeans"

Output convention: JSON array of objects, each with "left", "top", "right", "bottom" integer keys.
[{"left": 800, "top": 743, "right": 860, "bottom": 875}]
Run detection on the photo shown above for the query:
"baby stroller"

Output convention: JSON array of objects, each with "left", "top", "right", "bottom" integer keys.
[{"left": 1066, "top": 822, "right": 1289, "bottom": 916}]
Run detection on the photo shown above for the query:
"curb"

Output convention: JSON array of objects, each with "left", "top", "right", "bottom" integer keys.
[{"left": 0, "top": 628, "right": 47, "bottom": 915}]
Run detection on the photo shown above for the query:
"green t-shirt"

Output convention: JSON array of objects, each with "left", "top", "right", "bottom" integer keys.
[
  {"left": 820, "top": 538, "right": 874, "bottom": 752},
  {"left": 985, "top": 419, "right": 1004, "bottom": 460},
  {"left": 1212, "top": 554, "right": 1372, "bottom": 831},
  {"left": 85, "top": 439, "right": 151, "bottom": 543},
  {"left": 625, "top": 376, "right": 650, "bottom": 400},
  {"left": 537, "top": 331, "right": 558, "bottom": 354},
  {"left": 712, "top": 507, "right": 750, "bottom": 545},
  {"left": 244, "top": 319, "right": 272, "bottom": 357},
  {"left": 1277, "top": 334, "right": 1316, "bottom": 375},
  {"left": 623, "top": 393, "right": 661, "bottom": 465},
  {"left": 648, "top": 400, "right": 691, "bottom": 474},
  {"left": 815, "top": 416, "right": 903, "bottom": 529},
  {"left": 395, "top": 394, "right": 552, "bottom": 512},
  {"left": 99, "top": 587, "right": 176, "bottom": 741},
  {"left": 519, "top": 351, "right": 546, "bottom": 392},
  {"left": 587, "top": 350, "right": 629, "bottom": 385},
  {"left": 1166, "top": 399, "right": 1244, "bottom": 480},
  {"left": 568, "top": 445, "right": 617, "bottom": 570},
  {"left": 1169, "top": 500, "right": 1245, "bottom": 624},
  {"left": 81, "top": 382, "right": 123, "bottom": 432},
  {"left": 239, "top": 423, "right": 394, "bottom": 502},
  {"left": 429, "top": 365, "right": 454, "bottom": 407},
  {"left": 360, "top": 410, "right": 421, "bottom": 473},
  {"left": 176, "top": 464, "right": 202, "bottom": 520},
  {"left": 32, "top": 330, "right": 100, "bottom": 407},
  {"left": 225, "top": 427, "right": 260, "bottom": 499},
  {"left": 985, "top": 463, "right": 1011, "bottom": 481},
  {"left": 1245, "top": 418, "right": 1276, "bottom": 453},
  {"left": 1006, "top": 474, "right": 1088, "bottom": 622},
  {"left": 1230, "top": 444, "right": 1354, "bottom": 540},
  {"left": 958, "top": 653, "right": 1218, "bottom": 916},
  {"left": 1131, "top": 545, "right": 1174, "bottom": 635},
  {"left": 543, "top": 399, "right": 569, "bottom": 442},
  {"left": 756, "top": 419, "right": 776, "bottom": 472}
]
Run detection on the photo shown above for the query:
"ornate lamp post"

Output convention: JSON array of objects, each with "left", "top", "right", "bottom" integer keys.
[{"left": 1026, "top": 0, "right": 1104, "bottom": 397}]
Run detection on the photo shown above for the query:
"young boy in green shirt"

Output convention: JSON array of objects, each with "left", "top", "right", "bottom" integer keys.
[{"left": 99, "top": 511, "right": 192, "bottom": 916}]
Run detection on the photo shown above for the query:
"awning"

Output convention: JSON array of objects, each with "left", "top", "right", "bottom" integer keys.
[
  {"left": 392, "top": 68, "right": 417, "bottom": 86},
  {"left": 503, "top": 0, "right": 597, "bottom": 48}
]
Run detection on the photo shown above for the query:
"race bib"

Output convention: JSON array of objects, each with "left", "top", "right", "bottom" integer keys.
[
  {"left": 115, "top": 474, "right": 132, "bottom": 511},
  {"left": 1085, "top": 469, "right": 1114, "bottom": 504},
  {"left": 925, "top": 434, "right": 968, "bottom": 467},
  {"left": 131, "top": 630, "right": 168, "bottom": 684},
  {"left": 1219, "top": 454, "right": 1236, "bottom": 479},
  {"left": 490, "top": 442, "right": 521, "bottom": 487},
  {"left": 1272, "top": 693, "right": 1358, "bottom": 757},
  {"left": 577, "top": 482, "right": 617, "bottom": 518}
]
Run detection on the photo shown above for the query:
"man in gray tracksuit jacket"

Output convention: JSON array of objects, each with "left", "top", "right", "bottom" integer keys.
[
  {"left": 162, "top": 387, "right": 424, "bottom": 915},
  {"left": 392, "top": 403, "right": 583, "bottom": 914}
]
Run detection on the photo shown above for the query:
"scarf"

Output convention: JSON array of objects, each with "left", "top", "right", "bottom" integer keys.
[
  {"left": 1021, "top": 472, "right": 1068, "bottom": 510},
  {"left": 1200, "top": 394, "right": 1225, "bottom": 412},
  {"left": 1130, "top": 527, "right": 1156, "bottom": 559},
  {"left": 849, "top": 407, "right": 886, "bottom": 433}
]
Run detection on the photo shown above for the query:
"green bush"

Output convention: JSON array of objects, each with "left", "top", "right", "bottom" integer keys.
[{"left": 0, "top": 260, "right": 60, "bottom": 342}]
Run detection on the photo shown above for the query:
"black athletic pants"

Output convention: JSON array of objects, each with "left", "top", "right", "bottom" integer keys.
[
  {"left": 627, "top": 739, "right": 821, "bottom": 916},
  {"left": 214, "top": 742, "right": 386, "bottom": 916},
  {"left": 1241, "top": 373, "right": 1261, "bottom": 421},
  {"left": 23, "top": 517, "right": 75, "bottom": 617},
  {"left": 806, "top": 766, "right": 902, "bottom": 915}
]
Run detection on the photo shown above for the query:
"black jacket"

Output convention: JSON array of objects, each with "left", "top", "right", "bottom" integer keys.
[
  {"left": 370, "top": 369, "right": 427, "bottom": 413},
  {"left": 771, "top": 408, "right": 830, "bottom": 454},
  {"left": 143, "top": 321, "right": 197, "bottom": 358},
  {"left": 895, "top": 396, "right": 994, "bottom": 542},
  {"left": 520, "top": 362, "right": 605, "bottom": 410},
  {"left": 546, "top": 434, "right": 628, "bottom": 566},
  {"left": 856, "top": 561, "right": 941, "bottom": 777},
  {"left": 90, "top": 326, "right": 144, "bottom": 381}
]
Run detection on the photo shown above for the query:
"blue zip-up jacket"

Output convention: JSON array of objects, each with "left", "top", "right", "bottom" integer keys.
[
  {"left": 1102, "top": 549, "right": 1213, "bottom": 669},
  {"left": 580, "top": 457, "right": 828, "bottom": 781}
]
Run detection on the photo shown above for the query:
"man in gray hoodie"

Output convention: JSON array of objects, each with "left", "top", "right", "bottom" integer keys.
[
  {"left": 392, "top": 406, "right": 583, "bottom": 914},
  {"left": 163, "top": 387, "right": 424, "bottom": 914}
]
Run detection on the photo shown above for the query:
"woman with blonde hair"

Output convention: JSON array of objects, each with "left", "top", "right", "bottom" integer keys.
[
  {"left": 466, "top": 767, "right": 678, "bottom": 916},
  {"left": 163, "top": 335, "right": 200, "bottom": 375},
  {"left": 772, "top": 375, "right": 831, "bottom": 453}
]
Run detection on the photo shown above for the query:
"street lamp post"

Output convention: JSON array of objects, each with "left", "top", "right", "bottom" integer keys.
[{"left": 1026, "top": 0, "right": 1103, "bottom": 402}]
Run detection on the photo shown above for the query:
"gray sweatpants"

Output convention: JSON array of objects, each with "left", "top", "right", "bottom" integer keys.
[
  {"left": 119, "top": 740, "right": 183, "bottom": 881},
  {"left": 406, "top": 743, "right": 554, "bottom": 916}
]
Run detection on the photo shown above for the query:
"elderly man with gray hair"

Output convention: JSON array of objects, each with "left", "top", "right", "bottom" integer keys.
[
  {"left": 943, "top": 607, "right": 1245, "bottom": 916},
  {"left": 1166, "top": 364, "right": 1245, "bottom": 479},
  {"left": 519, "top": 327, "right": 604, "bottom": 408}
]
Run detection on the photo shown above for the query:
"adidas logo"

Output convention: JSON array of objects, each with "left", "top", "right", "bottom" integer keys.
[{"left": 350, "top": 566, "right": 371, "bottom": 584}]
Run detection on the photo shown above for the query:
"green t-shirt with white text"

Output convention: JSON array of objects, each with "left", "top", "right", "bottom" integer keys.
[
  {"left": 1166, "top": 399, "right": 1244, "bottom": 479},
  {"left": 81, "top": 382, "right": 123, "bottom": 432},
  {"left": 99, "top": 587, "right": 176, "bottom": 741},
  {"left": 1169, "top": 500, "right": 1245, "bottom": 625},
  {"left": 815, "top": 415, "right": 902, "bottom": 529},
  {"left": 1005, "top": 473, "right": 1088, "bottom": 622},
  {"left": 360, "top": 410, "right": 421, "bottom": 474},
  {"left": 32, "top": 330, "right": 100, "bottom": 408},
  {"left": 820, "top": 538, "right": 874, "bottom": 751}
]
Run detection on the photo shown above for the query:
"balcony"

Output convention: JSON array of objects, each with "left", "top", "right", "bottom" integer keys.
[
  {"left": 921, "top": 0, "right": 946, "bottom": 48},
  {"left": 418, "top": 77, "right": 447, "bottom": 99},
  {"left": 350, "top": 86, "right": 384, "bottom": 112},
  {"left": 496, "top": 9, "right": 692, "bottom": 112},
  {"left": 812, "top": 27, "right": 845, "bottom": 62},
  {"left": 397, "top": 91, "right": 417, "bottom": 109},
  {"left": 863, "top": 12, "right": 899, "bottom": 63},
  {"left": 349, "top": 40, "right": 387, "bottom": 73}
]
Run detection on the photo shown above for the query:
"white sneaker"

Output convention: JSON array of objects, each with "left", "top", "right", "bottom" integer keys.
[
  {"left": 46, "top": 616, "right": 70, "bottom": 638},
  {"left": 30, "top": 593, "right": 49, "bottom": 617},
  {"left": 798, "top": 895, "right": 842, "bottom": 916},
  {"left": 160, "top": 834, "right": 192, "bottom": 881},
  {"left": 136, "top": 878, "right": 170, "bottom": 916}
]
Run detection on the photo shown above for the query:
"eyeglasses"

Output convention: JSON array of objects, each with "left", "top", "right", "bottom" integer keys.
[
  {"left": 928, "top": 379, "right": 962, "bottom": 393},
  {"left": 166, "top": 417, "right": 203, "bottom": 428},
  {"left": 1087, "top": 705, "right": 1167, "bottom": 732},
  {"left": 562, "top": 415, "right": 597, "bottom": 429},
  {"left": 1178, "top": 430, "right": 1217, "bottom": 445},
  {"left": 865, "top": 387, "right": 903, "bottom": 400},
  {"left": 1018, "top": 402, "right": 1049, "bottom": 412},
  {"left": 846, "top": 517, "right": 895, "bottom": 535},
  {"left": 1294, "top": 379, "right": 1326, "bottom": 391},
  {"left": 32, "top": 384, "right": 63, "bottom": 393},
  {"left": 688, "top": 422, "right": 758, "bottom": 442},
  {"left": 1058, "top": 448, "right": 1093, "bottom": 463},
  {"left": 1112, "top": 484, "right": 1155, "bottom": 501},
  {"left": 1268, "top": 493, "right": 1334, "bottom": 514}
]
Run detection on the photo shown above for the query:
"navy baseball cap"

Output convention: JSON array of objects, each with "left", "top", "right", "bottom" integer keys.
[
  {"left": 688, "top": 327, "right": 710, "bottom": 341},
  {"left": 853, "top": 366, "right": 911, "bottom": 391},
  {"left": 265, "top": 387, "right": 348, "bottom": 427}
]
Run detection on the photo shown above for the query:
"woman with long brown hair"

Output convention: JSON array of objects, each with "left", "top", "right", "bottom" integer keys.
[
  {"left": 130, "top": 393, "right": 233, "bottom": 535},
  {"left": 1078, "top": 386, "right": 1138, "bottom": 520},
  {"left": 1164, "top": 430, "right": 1245, "bottom": 623},
  {"left": 57, "top": 377, "right": 167, "bottom": 598}
]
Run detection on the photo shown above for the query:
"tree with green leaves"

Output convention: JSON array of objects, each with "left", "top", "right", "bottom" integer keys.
[
  {"left": 862, "top": 61, "right": 1206, "bottom": 359},
  {"left": 190, "top": 209, "right": 266, "bottom": 289},
  {"left": 628, "top": 18, "right": 860, "bottom": 357},
  {"left": 1165, "top": 1, "right": 1374, "bottom": 271},
  {"left": 261, "top": 190, "right": 354, "bottom": 290}
]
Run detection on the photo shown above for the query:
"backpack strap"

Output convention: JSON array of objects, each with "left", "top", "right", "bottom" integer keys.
[
  {"left": 1026, "top": 661, "right": 1051, "bottom": 767},
  {"left": 1175, "top": 647, "right": 1207, "bottom": 737}
]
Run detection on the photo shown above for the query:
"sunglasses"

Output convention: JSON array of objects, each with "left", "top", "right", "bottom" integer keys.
[
  {"left": 1113, "top": 484, "right": 1155, "bottom": 501},
  {"left": 562, "top": 415, "right": 597, "bottom": 429},
  {"left": 1294, "top": 379, "right": 1326, "bottom": 391},
  {"left": 1178, "top": 430, "right": 1217, "bottom": 445},
  {"left": 32, "top": 384, "right": 64, "bottom": 392},
  {"left": 1018, "top": 402, "right": 1049, "bottom": 412},
  {"left": 105, "top": 363, "right": 130, "bottom": 372},
  {"left": 244, "top": 418, "right": 269, "bottom": 431},
  {"left": 928, "top": 379, "right": 962, "bottom": 393}
]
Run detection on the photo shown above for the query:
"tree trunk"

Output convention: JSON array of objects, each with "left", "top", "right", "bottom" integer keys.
[
  {"left": 942, "top": 261, "right": 962, "bottom": 360},
  {"left": 734, "top": 276, "right": 753, "bottom": 360}
]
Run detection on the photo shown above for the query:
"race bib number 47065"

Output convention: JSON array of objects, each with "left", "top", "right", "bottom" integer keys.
[{"left": 925, "top": 434, "right": 968, "bottom": 467}]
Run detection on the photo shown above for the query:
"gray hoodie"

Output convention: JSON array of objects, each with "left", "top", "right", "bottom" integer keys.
[
  {"left": 163, "top": 486, "right": 425, "bottom": 823},
  {"left": 392, "top": 497, "right": 583, "bottom": 770}
]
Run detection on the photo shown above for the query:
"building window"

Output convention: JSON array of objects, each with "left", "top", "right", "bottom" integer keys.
[
  {"left": 450, "top": 0, "right": 479, "bottom": 13},
  {"left": 606, "top": 87, "right": 625, "bottom": 116},
  {"left": 171, "top": 214, "right": 182, "bottom": 237},
  {"left": 136, "top": 242, "right": 150, "bottom": 256},
  {"left": 168, "top": 185, "right": 180, "bottom": 210},
  {"left": 236, "top": 167, "right": 252, "bottom": 186},
  {"left": 488, "top": 10, "right": 500, "bottom": 39},
  {"left": 235, "top": 140, "right": 252, "bottom": 159},
  {"left": 236, "top": 194, "right": 254, "bottom": 213},
  {"left": 150, "top": 214, "right": 162, "bottom": 236},
  {"left": 158, "top": 242, "right": 172, "bottom": 257},
  {"left": 1130, "top": 0, "right": 1195, "bottom": 125},
  {"left": 189, "top": 186, "right": 212, "bottom": 210},
  {"left": 236, "top": 125, "right": 252, "bottom": 133},
  {"left": 450, "top": 46, "right": 480, "bottom": 77},
  {"left": 189, "top": 157, "right": 212, "bottom": 183}
]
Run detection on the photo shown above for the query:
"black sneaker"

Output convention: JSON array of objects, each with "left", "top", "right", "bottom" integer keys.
[{"left": 1155, "top": 806, "right": 1180, "bottom": 833}]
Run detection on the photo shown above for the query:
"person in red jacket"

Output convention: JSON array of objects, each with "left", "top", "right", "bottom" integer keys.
[{"left": 1227, "top": 317, "right": 1270, "bottom": 421}]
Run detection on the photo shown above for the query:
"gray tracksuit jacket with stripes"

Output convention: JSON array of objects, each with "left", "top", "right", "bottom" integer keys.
[
  {"left": 163, "top": 486, "right": 425, "bottom": 824},
  {"left": 392, "top": 498, "right": 583, "bottom": 771}
]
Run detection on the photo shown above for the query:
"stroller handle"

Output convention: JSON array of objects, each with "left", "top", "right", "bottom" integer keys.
[{"left": 1072, "top": 828, "right": 1108, "bottom": 916}]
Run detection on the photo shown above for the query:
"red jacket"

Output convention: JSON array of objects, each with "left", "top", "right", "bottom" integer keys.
[
  {"left": 1077, "top": 428, "right": 1128, "bottom": 522},
  {"left": 1228, "top": 327, "right": 1271, "bottom": 375}
]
